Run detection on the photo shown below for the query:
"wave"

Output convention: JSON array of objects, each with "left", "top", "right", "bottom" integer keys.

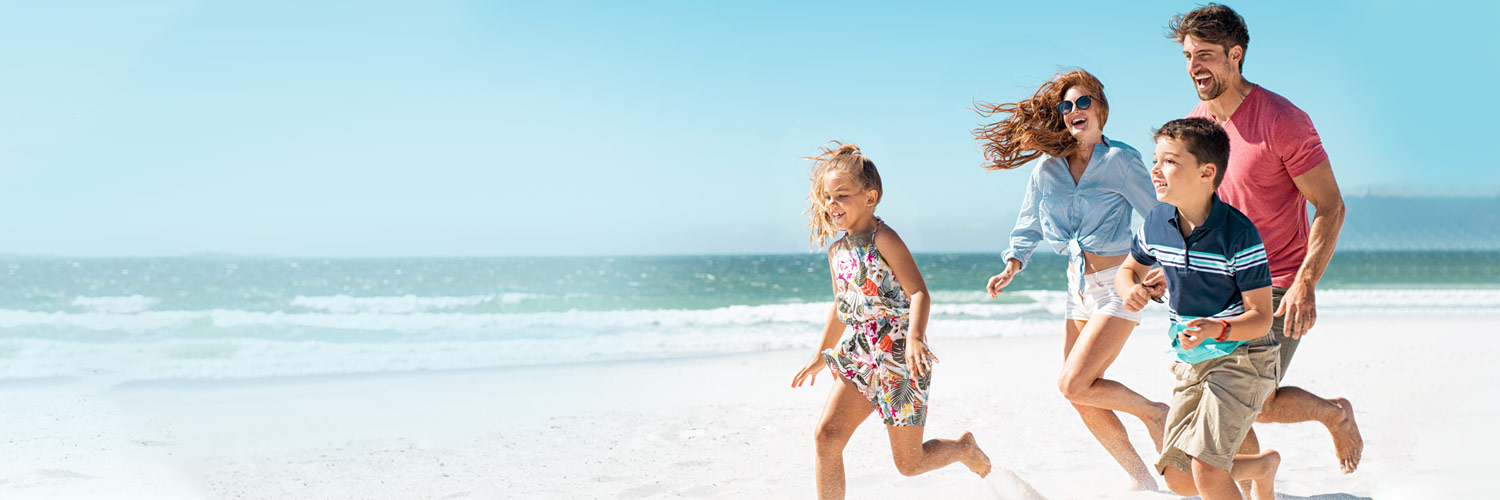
[{"left": 71, "top": 295, "right": 158, "bottom": 314}]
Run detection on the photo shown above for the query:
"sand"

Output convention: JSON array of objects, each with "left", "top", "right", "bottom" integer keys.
[{"left": 0, "top": 311, "right": 1491, "bottom": 499}]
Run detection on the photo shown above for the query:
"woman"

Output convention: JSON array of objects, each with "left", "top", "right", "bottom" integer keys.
[{"left": 974, "top": 69, "right": 1167, "bottom": 490}]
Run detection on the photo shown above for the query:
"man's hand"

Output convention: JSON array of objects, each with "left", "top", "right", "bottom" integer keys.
[{"left": 1275, "top": 281, "right": 1317, "bottom": 339}]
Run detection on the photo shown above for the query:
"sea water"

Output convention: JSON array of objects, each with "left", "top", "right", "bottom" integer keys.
[{"left": 1, "top": 251, "right": 1495, "bottom": 381}]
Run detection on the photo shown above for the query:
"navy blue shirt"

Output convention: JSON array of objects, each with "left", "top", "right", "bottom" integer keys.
[{"left": 1131, "top": 195, "right": 1272, "bottom": 363}]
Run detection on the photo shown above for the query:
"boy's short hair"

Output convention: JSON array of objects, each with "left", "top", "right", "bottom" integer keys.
[
  {"left": 1154, "top": 117, "right": 1231, "bottom": 187},
  {"left": 1166, "top": 3, "right": 1250, "bottom": 72}
]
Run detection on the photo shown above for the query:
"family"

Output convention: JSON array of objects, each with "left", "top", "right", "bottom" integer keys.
[{"left": 788, "top": 5, "right": 1363, "bottom": 500}]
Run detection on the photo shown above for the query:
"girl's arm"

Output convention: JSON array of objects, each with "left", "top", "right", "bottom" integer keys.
[
  {"left": 791, "top": 249, "right": 849, "bottom": 388},
  {"left": 873, "top": 224, "right": 937, "bottom": 379}
]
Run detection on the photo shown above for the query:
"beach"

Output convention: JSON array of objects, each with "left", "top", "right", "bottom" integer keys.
[
  {"left": 0, "top": 256, "right": 1494, "bottom": 499},
  {"left": 3, "top": 309, "right": 1490, "bottom": 499}
]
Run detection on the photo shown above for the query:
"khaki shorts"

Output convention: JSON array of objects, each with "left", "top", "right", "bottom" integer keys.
[
  {"left": 1270, "top": 287, "right": 1299, "bottom": 382},
  {"left": 1156, "top": 332, "right": 1280, "bottom": 474}
]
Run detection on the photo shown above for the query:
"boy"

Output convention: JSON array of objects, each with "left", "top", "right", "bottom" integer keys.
[{"left": 1115, "top": 117, "right": 1280, "bottom": 500}]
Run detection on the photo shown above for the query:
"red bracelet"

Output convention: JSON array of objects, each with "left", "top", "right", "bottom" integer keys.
[{"left": 1214, "top": 320, "right": 1232, "bottom": 342}]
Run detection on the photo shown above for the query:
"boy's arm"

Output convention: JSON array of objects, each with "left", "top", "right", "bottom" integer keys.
[{"left": 1183, "top": 286, "right": 1274, "bottom": 342}]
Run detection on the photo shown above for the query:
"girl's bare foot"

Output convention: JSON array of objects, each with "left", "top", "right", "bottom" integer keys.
[
  {"left": 1329, "top": 398, "right": 1363, "bottom": 474},
  {"left": 958, "top": 432, "right": 992, "bottom": 478}
]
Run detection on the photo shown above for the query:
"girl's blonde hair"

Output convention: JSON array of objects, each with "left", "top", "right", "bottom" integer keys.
[
  {"left": 972, "top": 69, "right": 1111, "bottom": 171},
  {"left": 804, "top": 142, "right": 882, "bottom": 250}
]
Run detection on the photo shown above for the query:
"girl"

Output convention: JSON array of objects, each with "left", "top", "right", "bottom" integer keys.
[
  {"left": 790, "top": 143, "right": 991, "bottom": 499},
  {"left": 974, "top": 70, "right": 1168, "bottom": 490}
]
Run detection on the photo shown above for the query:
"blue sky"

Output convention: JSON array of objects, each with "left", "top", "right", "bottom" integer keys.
[{"left": 2, "top": 1, "right": 1496, "bottom": 256}]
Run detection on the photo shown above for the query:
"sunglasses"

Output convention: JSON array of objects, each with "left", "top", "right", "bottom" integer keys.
[{"left": 1056, "top": 95, "right": 1094, "bottom": 115}]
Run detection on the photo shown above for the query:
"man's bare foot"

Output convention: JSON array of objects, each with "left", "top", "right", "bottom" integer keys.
[
  {"left": 1140, "top": 401, "right": 1169, "bottom": 452},
  {"left": 1329, "top": 397, "right": 1363, "bottom": 473},
  {"left": 959, "top": 432, "right": 992, "bottom": 478}
]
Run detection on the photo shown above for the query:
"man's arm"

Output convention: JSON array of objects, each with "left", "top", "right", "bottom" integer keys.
[{"left": 1282, "top": 159, "right": 1344, "bottom": 339}]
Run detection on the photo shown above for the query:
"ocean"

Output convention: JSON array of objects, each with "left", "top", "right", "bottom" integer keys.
[{"left": 2, "top": 251, "right": 1496, "bottom": 381}]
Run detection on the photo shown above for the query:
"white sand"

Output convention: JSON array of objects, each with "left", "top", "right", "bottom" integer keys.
[{"left": 0, "top": 312, "right": 1492, "bottom": 499}]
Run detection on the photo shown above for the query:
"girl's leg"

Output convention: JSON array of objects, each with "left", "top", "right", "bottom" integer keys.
[
  {"left": 1061, "top": 318, "right": 1162, "bottom": 490},
  {"left": 885, "top": 425, "right": 991, "bottom": 478},
  {"left": 813, "top": 377, "right": 874, "bottom": 500}
]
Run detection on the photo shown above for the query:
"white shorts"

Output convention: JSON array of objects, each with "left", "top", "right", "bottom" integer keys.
[{"left": 1065, "top": 265, "right": 1142, "bottom": 323}]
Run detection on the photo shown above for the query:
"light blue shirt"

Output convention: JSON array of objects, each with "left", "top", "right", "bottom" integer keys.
[{"left": 1001, "top": 137, "right": 1160, "bottom": 271}]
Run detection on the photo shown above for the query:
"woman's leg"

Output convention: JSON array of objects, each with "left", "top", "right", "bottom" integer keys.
[
  {"left": 1058, "top": 314, "right": 1170, "bottom": 448},
  {"left": 885, "top": 425, "right": 991, "bottom": 478},
  {"left": 813, "top": 377, "right": 874, "bottom": 500},
  {"left": 1061, "top": 317, "right": 1163, "bottom": 490}
]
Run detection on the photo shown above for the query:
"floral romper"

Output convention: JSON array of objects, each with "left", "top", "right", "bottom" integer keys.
[{"left": 821, "top": 219, "right": 931, "bottom": 426}]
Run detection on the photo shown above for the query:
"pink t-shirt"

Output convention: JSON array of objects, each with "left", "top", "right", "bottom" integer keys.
[{"left": 1188, "top": 85, "right": 1328, "bottom": 288}]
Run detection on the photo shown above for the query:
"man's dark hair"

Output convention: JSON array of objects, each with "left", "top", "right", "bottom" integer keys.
[{"left": 1167, "top": 3, "right": 1250, "bottom": 72}]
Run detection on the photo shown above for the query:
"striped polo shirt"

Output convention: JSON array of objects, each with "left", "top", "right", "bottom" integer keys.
[{"left": 1130, "top": 195, "right": 1272, "bottom": 364}]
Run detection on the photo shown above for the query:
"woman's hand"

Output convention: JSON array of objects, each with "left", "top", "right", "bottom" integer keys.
[
  {"left": 791, "top": 354, "right": 825, "bottom": 388},
  {"left": 986, "top": 270, "right": 1017, "bottom": 298},
  {"left": 904, "top": 337, "right": 938, "bottom": 379}
]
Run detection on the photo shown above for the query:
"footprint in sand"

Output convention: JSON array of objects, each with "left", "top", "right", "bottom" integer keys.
[{"left": 619, "top": 483, "right": 671, "bottom": 498}]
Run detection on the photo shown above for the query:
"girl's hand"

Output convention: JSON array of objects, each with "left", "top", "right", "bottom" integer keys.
[
  {"left": 904, "top": 337, "right": 938, "bottom": 379},
  {"left": 986, "top": 270, "right": 1016, "bottom": 298},
  {"left": 791, "top": 354, "right": 825, "bottom": 388}
]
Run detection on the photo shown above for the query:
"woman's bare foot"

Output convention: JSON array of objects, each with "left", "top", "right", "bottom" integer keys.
[
  {"left": 1140, "top": 401, "right": 1169, "bottom": 452},
  {"left": 958, "top": 432, "right": 992, "bottom": 478},
  {"left": 1328, "top": 397, "right": 1363, "bottom": 474},
  {"left": 1126, "top": 474, "right": 1158, "bottom": 491}
]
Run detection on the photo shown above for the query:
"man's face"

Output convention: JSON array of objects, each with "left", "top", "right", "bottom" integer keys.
[{"left": 1182, "top": 35, "right": 1239, "bottom": 101}]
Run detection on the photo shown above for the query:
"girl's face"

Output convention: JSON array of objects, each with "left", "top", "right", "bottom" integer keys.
[
  {"left": 820, "top": 171, "right": 878, "bottom": 231},
  {"left": 1060, "top": 85, "right": 1102, "bottom": 140}
]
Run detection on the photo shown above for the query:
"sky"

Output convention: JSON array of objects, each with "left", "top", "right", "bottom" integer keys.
[{"left": 2, "top": 1, "right": 1497, "bottom": 257}]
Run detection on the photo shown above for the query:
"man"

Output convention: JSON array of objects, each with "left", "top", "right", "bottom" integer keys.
[{"left": 1164, "top": 3, "right": 1362, "bottom": 475}]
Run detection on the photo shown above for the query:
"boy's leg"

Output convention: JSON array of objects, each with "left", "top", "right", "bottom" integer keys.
[
  {"left": 1191, "top": 457, "right": 1243, "bottom": 500},
  {"left": 885, "top": 426, "right": 991, "bottom": 478},
  {"left": 814, "top": 378, "right": 874, "bottom": 500}
]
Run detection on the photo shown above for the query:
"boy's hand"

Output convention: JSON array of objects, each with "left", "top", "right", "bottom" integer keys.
[
  {"left": 904, "top": 337, "right": 938, "bottom": 379},
  {"left": 791, "top": 354, "right": 825, "bottom": 388},
  {"left": 1142, "top": 268, "right": 1167, "bottom": 300},
  {"left": 1123, "top": 283, "right": 1154, "bottom": 311},
  {"left": 1181, "top": 318, "right": 1224, "bottom": 350},
  {"left": 1177, "top": 328, "right": 1204, "bottom": 351}
]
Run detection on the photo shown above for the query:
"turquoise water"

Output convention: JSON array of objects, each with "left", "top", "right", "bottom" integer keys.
[{"left": 0, "top": 251, "right": 1495, "bottom": 380}]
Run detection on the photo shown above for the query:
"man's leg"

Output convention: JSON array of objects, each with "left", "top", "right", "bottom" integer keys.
[{"left": 1257, "top": 287, "right": 1363, "bottom": 473}]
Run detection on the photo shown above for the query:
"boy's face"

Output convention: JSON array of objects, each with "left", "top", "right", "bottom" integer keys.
[{"left": 1151, "top": 137, "right": 1216, "bottom": 206}]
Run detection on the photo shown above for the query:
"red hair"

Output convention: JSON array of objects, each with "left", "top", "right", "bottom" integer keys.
[{"left": 972, "top": 70, "right": 1110, "bottom": 171}]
